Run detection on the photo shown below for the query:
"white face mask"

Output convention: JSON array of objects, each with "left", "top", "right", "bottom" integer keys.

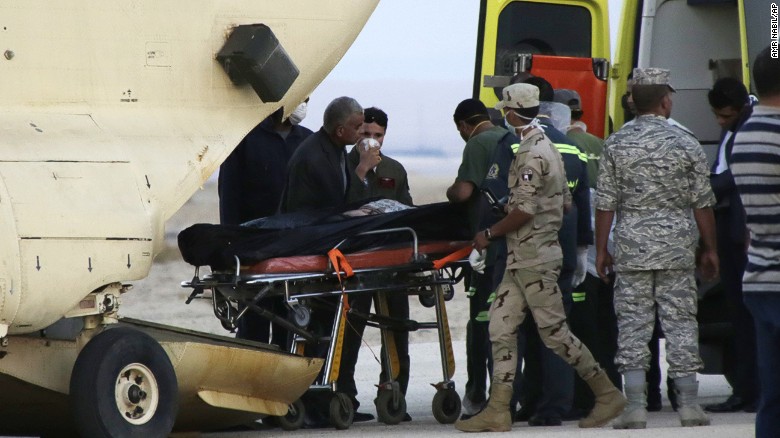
[
  {"left": 505, "top": 114, "right": 542, "bottom": 140},
  {"left": 288, "top": 101, "right": 307, "bottom": 126}
]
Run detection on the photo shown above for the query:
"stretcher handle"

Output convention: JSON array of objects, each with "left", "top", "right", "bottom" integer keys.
[{"left": 432, "top": 245, "right": 473, "bottom": 270}]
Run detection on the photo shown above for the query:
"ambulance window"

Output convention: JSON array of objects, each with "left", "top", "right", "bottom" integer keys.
[{"left": 494, "top": 2, "right": 592, "bottom": 76}]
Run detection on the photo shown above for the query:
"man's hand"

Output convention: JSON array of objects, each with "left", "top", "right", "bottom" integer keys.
[
  {"left": 697, "top": 248, "right": 719, "bottom": 281},
  {"left": 356, "top": 138, "right": 381, "bottom": 173},
  {"left": 595, "top": 250, "right": 614, "bottom": 283},
  {"left": 473, "top": 230, "right": 490, "bottom": 252}
]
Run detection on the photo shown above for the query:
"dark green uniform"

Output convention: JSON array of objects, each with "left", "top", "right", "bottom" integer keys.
[{"left": 346, "top": 146, "right": 412, "bottom": 206}]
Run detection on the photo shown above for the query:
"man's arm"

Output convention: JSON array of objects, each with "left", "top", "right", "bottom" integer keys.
[
  {"left": 217, "top": 145, "right": 245, "bottom": 225},
  {"left": 694, "top": 207, "right": 719, "bottom": 281},
  {"left": 473, "top": 207, "right": 533, "bottom": 250},
  {"left": 594, "top": 209, "right": 615, "bottom": 282},
  {"left": 446, "top": 180, "right": 475, "bottom": 203}
]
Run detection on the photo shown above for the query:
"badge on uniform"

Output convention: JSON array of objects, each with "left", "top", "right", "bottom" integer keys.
[
  {"left": 378, "top": 177, "right": 396, "bottom": 188},
  {"left": 521, "top": 168, "right": 533, "bottom": 181}
]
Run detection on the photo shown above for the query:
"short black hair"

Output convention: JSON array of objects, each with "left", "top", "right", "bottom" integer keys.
[
  {"left": 522, "top": 76, "right": 554, "bottom": 102},
  {"left": 753, "top": 46, "right": 780, "bottom": 99},
  {"left": 631, "top": 84, "right": 669, "bottom": 113},
  {"left": 708, "top": 77, "right": 748, "bottom": 110},
  {"left": 364, "top": 107, "right": 388, "bottom": 129},
  {"left": 453, "top": 98, "right": 489, "bottom": 124}
]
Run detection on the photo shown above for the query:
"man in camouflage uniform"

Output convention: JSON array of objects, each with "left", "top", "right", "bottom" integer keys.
[
  {"left": 595, "top": 68, "right": 719, "bottom": 429},
  {"left": 455, "top": 83, "right": 625, "bottom": 433}
]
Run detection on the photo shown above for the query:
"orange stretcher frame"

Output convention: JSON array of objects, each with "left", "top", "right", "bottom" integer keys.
[
  {"left": 181, "top": 232, "right": 472, "bottom": 428},
  {"left": 241, "top": 241, "right": 471, "bottom": 275}
]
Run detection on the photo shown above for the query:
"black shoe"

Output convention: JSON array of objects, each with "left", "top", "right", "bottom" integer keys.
[
  {"left": 402, "top": 413, "right": 412, "bottom": 422},
  {"left": 562, "top": 407, "right": 587, "bottom": 421},
  {"left": 513, "top": 405, "right": 534, "bottom": 422},
  {"left": 353, "top": 411, "right": 375, "bottom": 422},
  {"left": 705, "top": 395, "right": 745, "bottom": 413},
  {"left": 528, "top": 414, "right": 562, "bottom": 426}
]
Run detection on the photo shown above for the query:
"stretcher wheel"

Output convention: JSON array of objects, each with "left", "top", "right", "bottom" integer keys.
[
  {"left": 292, "top": 305, "right": 311, "bottom": 328},
  {"left": 329, "top": 392, "right": 354, "bottom": 430},
  {"left": 442, "top": 284, "right": 454, "bottom": 301},
  {"left": 418, "top": 288, "right": 435, "bottom": 308},
  {"left": 375, "top": 390, "right": 407, "bottom": 425},
  {"left": 276, "top": 399, "right": 305, "bottom": 431},
  {"left": 432, "top": 388, "right": 461, "bottom": 424}
]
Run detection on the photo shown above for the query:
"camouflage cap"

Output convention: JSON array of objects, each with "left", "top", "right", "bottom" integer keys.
[
  {"left": 632, "top": 67, "right": 676, "bottom": 92},
  {"left": 495, "top": 83, "right": 540, "bottom": 110}
]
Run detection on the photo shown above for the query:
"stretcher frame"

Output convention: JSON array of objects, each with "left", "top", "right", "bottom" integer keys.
[{"left": 181, "top": 227, "right": 470, "bottom": 429}]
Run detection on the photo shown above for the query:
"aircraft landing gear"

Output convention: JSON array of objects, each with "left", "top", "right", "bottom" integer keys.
[{"left": 70, "top": 327, "right": 178, "bottom": 438}]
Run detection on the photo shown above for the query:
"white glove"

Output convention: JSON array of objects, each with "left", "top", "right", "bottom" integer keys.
[
  {"left": 469, "top": 248, "right": 486, "bottom": 274},
  {"left": 572, "top": 246, "right": 588, "bottom": 287}
]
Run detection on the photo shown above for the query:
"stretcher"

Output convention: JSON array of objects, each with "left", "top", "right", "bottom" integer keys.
[{"left": 181, "top": 223, "right": 472, "bottom": 430}]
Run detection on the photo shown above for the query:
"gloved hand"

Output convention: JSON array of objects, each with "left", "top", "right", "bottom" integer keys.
[
  {"left": 572, "top": 246, "right": 588, "bottom": 288},
  {"left": 469, "top": 248, "right": 486, "bottom": 274}
]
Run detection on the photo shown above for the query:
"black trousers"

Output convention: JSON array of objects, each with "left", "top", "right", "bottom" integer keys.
[
  {"left": 336, "top": 291, "right": 410, "bottom": 410},
  {"left": 716, "top": 209, "right": 758, "bottom": 403},
  {"left": 465, "top": 266, "right": 495, "bottom": 405},
  {"left": 567, "top": 273, "right": 621, "bottom": 412}
]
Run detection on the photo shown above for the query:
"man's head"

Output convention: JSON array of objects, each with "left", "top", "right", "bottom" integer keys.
[
  {"left": 753, "top": 45, "right": 780, "bottom": 103},
  {"left": 708, "top": 77, "right": 748, "bottom": 129},
  {"left": 553, "top": 89, "right": 583, "bottom": 120},
  {"left": 520, "top": 76, "right": 554, "bottom": 102},
  {"left": 631, "top": 68, "right": 675, "bottom": 117},
  {"left": 323, "top": 96, "right": 364, "bottom": 146},
  {"left": 495, "top": 83, "right": 540, "bottom": 128},
  {"left": 360, "top": 107, "right": 388, "bottom": 147},
  {"left": 453, "top": 98, "right": 490, "bottom": 141}
]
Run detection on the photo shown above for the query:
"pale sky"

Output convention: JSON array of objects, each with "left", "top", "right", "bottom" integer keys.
[{"left": 306, "top": 1, "right": 623, "bottom": 165}]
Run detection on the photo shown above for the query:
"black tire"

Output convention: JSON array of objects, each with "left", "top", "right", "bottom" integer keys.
[
  {"left": 329, "top": 392, "right": 354, "bottom": 430},
  {"left": 432, "top": 389, "right": 461, "bottom": 424},
  {"left": 70, "top": 327, "right": 178, "bottom": 438},
  {"left": 375, "top": 390, "right": 406, "bottom": 425},
  {"left": 418, "top": 288, "right": 435, "bottom": 308},
  {"left": 277, "top": 399, "right": 305, "bottom": 431}
]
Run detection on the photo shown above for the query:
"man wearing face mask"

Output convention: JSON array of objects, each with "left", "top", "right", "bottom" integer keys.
[
  {"left": 337, "top": 107, "right": 414, "bottom": 423},
  {"left": 347, "top": 107, "right": 413, "bottom": 205},
  {"left": 447, "top": 98, "right": 508, "bottom": 419},
  {"left": 217, "top": 99, "right": 312, "bottom": 346},
  {"left": 455, "top": 83, "right": 625, "bottom": 433}
]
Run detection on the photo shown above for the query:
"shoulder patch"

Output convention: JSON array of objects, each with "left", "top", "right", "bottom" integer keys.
[
  {"left": 521, "top": 167, "right": 533, "bottom": 181},
  {"left": 487, "top": 163, "right": 499, "bottom": 180}
]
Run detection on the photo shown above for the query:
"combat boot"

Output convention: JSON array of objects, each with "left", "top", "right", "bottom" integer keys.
[
  {"left": 674, "top": 379, "right": 710, "bottom": 427},
  {"left": 613, "top": 383, "right": 647, "bottom": 429},
  {"left": 579, "top": 370, "right": 627, "bottom": 428},
  {"left": 454, "top": 383, "right": 512, "bottom": 432}
]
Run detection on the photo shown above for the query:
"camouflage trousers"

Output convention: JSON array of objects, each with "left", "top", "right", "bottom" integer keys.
[
  {"left": 613, "top": 269, "right": 703, "bottom": 379},
  {"left": 489, "top": 260, "right": 602, "bottom": 387}
]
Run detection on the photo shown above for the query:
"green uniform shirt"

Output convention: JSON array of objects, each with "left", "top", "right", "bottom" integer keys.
[
  {"left": 346, "top": 146, "right": 413, "bottom": 205},
  {"left": 566, "top": 129, "right": 604, "bottom": 189},
  {"left": 456, "top": 125, "right": 507, "bottom": 229}
]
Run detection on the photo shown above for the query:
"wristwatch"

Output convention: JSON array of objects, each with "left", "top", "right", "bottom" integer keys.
[{"left": 484, "top": 228, "right": 494, "bottom": 241}]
